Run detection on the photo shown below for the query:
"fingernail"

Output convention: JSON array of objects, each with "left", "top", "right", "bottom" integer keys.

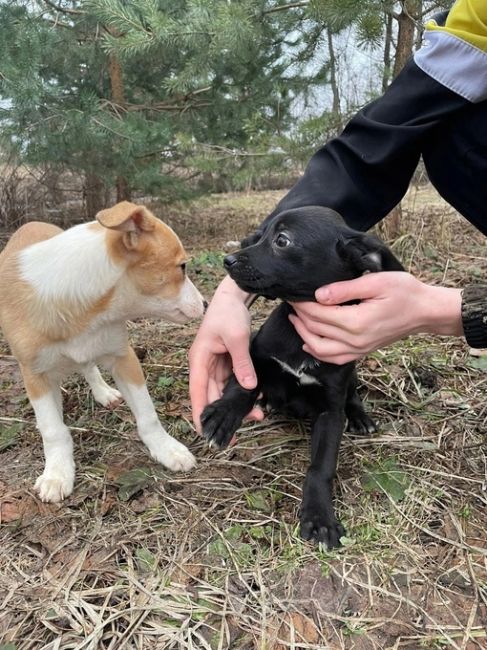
[
  {"left": 242, "top": 376, "right": 256, "bottom": 389},
  {"left": 316, "top": 287, "right": 330, "bottom": 302}
]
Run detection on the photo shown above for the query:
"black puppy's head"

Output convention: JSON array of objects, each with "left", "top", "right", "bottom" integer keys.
[{"left": 224, "top": 206, "right": 403, "bottom": 301}]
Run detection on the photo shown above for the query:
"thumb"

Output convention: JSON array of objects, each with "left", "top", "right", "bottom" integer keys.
[
  {"left": 230, "top": 344, "right": 257, "bottom": 390},
  {"left": 316, "top": 274, "right": 384, "bottom": 305}
]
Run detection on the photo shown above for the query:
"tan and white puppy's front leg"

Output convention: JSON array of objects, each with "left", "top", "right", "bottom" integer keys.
[
  {"left": 83, "top": 364, "right": 123, "bottom": 409},
  {"left": 21, "top": 367, "right": 75, "bottom": 503},
  {"left": 110, "top": 347, "right": 196, "bottom": 471}
]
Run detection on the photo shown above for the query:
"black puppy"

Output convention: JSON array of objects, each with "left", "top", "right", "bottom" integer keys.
[{"left": 201, "top": 206, "right": 403, "bottom": 549}]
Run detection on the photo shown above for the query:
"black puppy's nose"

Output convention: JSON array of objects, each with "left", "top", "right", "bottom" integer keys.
[{"left": 224, "top": 254, "right": 238, "bottom": 269}]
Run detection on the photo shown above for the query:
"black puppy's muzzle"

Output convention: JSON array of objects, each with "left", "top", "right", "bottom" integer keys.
[
  {"left": 223, "top": 251, "right": 269, "bottom": 294},
  {"left": 223, "top": 252, "right": 256, "bottom": 283}
]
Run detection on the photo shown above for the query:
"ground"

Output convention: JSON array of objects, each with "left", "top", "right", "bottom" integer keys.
[{"left": 0, "top": 186, "right": 486, "bottom": 650}]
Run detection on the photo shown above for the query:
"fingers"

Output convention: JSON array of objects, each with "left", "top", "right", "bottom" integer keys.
[
  {"left": 290, "top": 313, "right": 364, "bottom": 365},
  {"left": 207, "top": 377, "right": 222, "bottom": 407},
  {"left": 315, "top": 272, "right": 404, "bottom": 305},
  {"left": 189, "top": 347, "right": 211, "bottom": 434},
  {"left": 291, "top": 300, "right": 360, "bottom": 332},
  {"left": 315, "top": 274, "right": 381, "bottom": 304},
  {"left": 227, "top": 331, "right": 258, "bottom": 390},
  {"left": 302, "top": 344, "right": 362, "bottom": 365},
  {"left": 289, "top": 312, "right": 351, "bottom": 342},
  {"left": 190, "top": 329, "right": 257, "bottom": 433},
  {"left": 244, "top": 406, "right": 265, "bottom": 422}
]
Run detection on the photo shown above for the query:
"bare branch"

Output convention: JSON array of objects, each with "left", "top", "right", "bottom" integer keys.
[
  {"left": 41, "top": 0, "right": 84, "bottom": 15},
  {"left": 43, "top": 17, "right": 73, "bottom": 29},
  {"left": 263, "top": 1, "right": 309, "bottom": 16}
]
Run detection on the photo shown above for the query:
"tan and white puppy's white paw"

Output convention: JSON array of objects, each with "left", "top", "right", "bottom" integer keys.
[
  {"left": 34, "top": 468, "right": 75, "bottom": 503},
  {"left": 83, "top": 366, "right": 123, "bottom": 408},
  {"left": 149, "top": 438, "right": 196, "bottom": 472},
  {"left": 92, "top": 384, "right": 123, "bottom": 409}
]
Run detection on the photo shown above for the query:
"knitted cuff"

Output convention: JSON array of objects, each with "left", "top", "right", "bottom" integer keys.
[{"left": 461, "top": 285, "right": 487, "bottom": 349}]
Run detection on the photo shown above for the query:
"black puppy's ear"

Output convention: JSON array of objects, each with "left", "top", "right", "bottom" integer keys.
[{"left": 337, "top": 233, "right": 404, "bottom": 273}]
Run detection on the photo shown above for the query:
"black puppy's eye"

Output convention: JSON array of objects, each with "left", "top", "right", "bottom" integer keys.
[{"left": 275, "top": 233, "right": 291, "bottom": 248}]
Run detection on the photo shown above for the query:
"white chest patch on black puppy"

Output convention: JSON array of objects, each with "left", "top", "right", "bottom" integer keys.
[{"left": 271, "top": 356, "right": 322, "bottom": 386}]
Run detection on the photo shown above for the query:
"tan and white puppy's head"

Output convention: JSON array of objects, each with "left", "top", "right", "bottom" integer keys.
[{"left": 97, "top": 201, "right": 205, "bottom": 324}]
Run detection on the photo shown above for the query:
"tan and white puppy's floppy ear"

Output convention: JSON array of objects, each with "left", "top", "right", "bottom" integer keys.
[{"left": 97, "top": 201, "right": 155, "bottom": 249}]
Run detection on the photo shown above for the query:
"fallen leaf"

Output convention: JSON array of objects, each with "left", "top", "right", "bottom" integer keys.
[
  {"left": 114, "top": 467, "right": 153, "bottom": 501},
  {"left": 99, "top": 492, "right": 118, "bottom": 516},
  {"left": 0, "top": 493, "right": 38, "bottom": 523},
  {"left": 469, "top": 347, "right": 487, "bottom": 357},
  {"left": 270, "top": 612, "right": 320, "bottom": 650},
  {"left": 0, "top": 422, "right": 23, "bottom": 451},
  {"left": 130, "top": 493, "right": 159, "bottom": 513},
  {"left": 364, "top": 458, "right": 409, "bottom": 502},
  {"left": 170, "top": 563, "right": 203, "bottom": 586},
  {"left": 135, "top": 547, "right": 157, "bottom": 572}
]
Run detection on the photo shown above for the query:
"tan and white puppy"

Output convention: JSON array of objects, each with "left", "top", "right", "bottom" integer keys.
[{"left": 0, "top": 201, "right": 205, "bottom": 503}]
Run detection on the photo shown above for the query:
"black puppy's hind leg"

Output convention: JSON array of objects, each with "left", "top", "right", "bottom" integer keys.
[
  {"left": 345, "top": 371, "right": 377, "bottom": 435},
  {"left": 300, "top": 407, "right": 346, "bottom": 549},
  {"left": 201, "top": 374, "right": 260, "bottom": 449}
]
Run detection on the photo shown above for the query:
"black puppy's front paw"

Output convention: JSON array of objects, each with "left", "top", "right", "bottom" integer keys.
[
  {"left": 346, "top": 411, "right": 377, "bottom": 435},
  {"left": 299, "top": 507, "right": 345, "bottom": 549},
  {"left": 201, "top": 399, "right": 243, "bottom": 449},
  {"left": 300, "top": 469, "right": 345, "bottom": 549}
]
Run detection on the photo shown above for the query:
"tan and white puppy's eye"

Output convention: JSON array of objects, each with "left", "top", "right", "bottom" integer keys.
[
  {"left": 180, "top": 262, "right": 186, "bottom": 274},
  {"left": 274, "top": 233, "right": 291, "bottom": 248}
]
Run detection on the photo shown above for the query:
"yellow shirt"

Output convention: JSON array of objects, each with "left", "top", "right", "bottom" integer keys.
[
  {"left": 426, "top": 0, "right": 487, "bottom": 52},
  {"left": 414, "top": 0, "right": 487, "bottom": 101}
]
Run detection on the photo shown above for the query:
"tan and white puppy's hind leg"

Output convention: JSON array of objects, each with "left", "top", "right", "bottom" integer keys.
[
  {"left": 83, "top": 364, "right": 123, "bottom": 409},
  {"left": 21, "top": 367, "right": 75, "bottom": 503},
  {"left": 111, "top": 347, "right": 195, "bottom": 471}
]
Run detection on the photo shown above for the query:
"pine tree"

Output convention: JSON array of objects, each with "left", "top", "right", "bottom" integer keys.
[
  {"left": 0, "top": 0, "right": 325, "bottom": 216},
  {"left": 1, "top": 1, "right": 454, "bottom": 218}
]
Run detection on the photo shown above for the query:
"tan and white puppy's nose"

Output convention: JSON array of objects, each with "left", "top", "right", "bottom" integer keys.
[{"left": 177, "top": 277, "right": 206, "bottom": 321}]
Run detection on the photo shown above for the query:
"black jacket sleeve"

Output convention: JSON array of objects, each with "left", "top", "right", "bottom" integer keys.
[{"left": 258, "top": 59, "right": 472, "bottom": 234}]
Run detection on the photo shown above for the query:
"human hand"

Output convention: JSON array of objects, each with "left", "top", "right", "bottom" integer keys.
[
  {"left": 289, "top": 272, "right": 463, "bottom": 365},
  {"left": 189, "top": 276, "right": 264, "bottom": 433}
]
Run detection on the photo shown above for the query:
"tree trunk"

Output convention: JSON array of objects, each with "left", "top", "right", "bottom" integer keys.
[
  {"left": 326, "top": 29, "right": 341, "bottom": 125},
  {"left": 390, "top": 1, "right": 420, "bottom": 236},
  {"left": 415, "top": 0, "right": 424, "bottom": 50},
  {"left": 378, "top": 204, "right": 403, "bottom": 241},
  {"left": 84, "top": 172, "right": 106, "bottom": 219},
  {"left": 382, "top": 3, "right": 394, "bottom": 91},
  {"left": 393, "top": 0, "right": 420, "bottom": 78},
  {"left": 107, "top": 51, "right": 131, "bottom": 202}
]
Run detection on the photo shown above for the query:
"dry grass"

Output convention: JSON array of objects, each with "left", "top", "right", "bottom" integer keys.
[{"left": 0, "top": 186, "right": 486, "bottom": 649}]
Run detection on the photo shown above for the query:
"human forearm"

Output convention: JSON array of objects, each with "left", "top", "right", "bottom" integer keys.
[
  {"left": 417, "top": 284, "right": 463, "bottom": 337},
  {"left": 216, "top": 274, "right": 253, "bottom": 306}
]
